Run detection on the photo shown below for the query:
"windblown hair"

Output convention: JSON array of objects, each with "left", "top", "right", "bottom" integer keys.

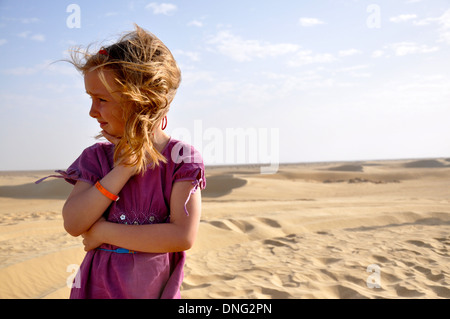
[{"left": 69, "top": 24, "right": 181, "bottom": 174}]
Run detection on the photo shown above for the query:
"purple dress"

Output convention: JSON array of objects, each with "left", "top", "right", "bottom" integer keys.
[{"left": 48, "top": 138, "right": 205, "bottom": 299}]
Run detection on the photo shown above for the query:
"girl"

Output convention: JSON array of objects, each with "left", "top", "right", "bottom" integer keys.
[{"left": 45, "top": 25, "right": 205, "bottom": 298}]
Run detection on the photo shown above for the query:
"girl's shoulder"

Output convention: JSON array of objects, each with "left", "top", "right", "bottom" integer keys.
[
  {"left": 77, "top": 142, "right": 114, "bottom": 162},
  {"left": 83, "top": 141, "right": 114, "bottom": 154},
  {"left": 163, "top": 138, "right": 203, "bottom": 166},
  {"left": 162, "top": 138, "right": 206, "bottom": 189}
]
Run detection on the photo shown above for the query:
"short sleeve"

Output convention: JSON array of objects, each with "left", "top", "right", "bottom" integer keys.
[
  {"left": 172, "top": 142, "right": 206, "bottom": 188},
  {"left": 171, "top": 141, "right": 206, "bottom": 215},
  {"left": 63, "top": 143, "right": 114, "bottom": 185}
]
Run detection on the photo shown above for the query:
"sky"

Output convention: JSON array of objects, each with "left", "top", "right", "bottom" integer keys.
[{"left": 0, "top": 0, "right": 449, "bottom": 171}]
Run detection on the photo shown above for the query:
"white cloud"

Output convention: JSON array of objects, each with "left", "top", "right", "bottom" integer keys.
[
  {"left": 104, "top": 12, "right": 119, "bottom": 17},
  {"left": 2, "top": 66, "right": 37, "bottom": 76},
  {"left": 261, "top": 70, "right": 357, "bottom": 95},
  {"left": 339, "top": 65, "right": 369, "bottom": 72},
  {"left": 412, "top": 9, "right": 450, "bottom": 44},
  {"left": 2, "top": 60, "right": 78, "bottom": 76},
  {"left": 31, "top": 34, "right": 45, "bottom": 42},
  {"left": 1, "top": 17, "right": 40, "bottom": 24},
  {"left": 0, "top": 39, "right": 7, "bottom": 46},
  {"left": 387, "top": 42, "right": 439, "bottom": 56},
  {"left": 371, "top": 50, "right": 385, "bottom": 58},
  {"left": 20, "top": 17, "right": 40, "bottom": 24},
  {"left": 207, "top": 30, "right": 299, "bottom": 62},
  {"left": 436, "top": 9, "right": 450, "bottom": 44},
  {"left": 338, "top": 49, "right": 363, "bottom": 57},
  {"left": 299, "top": 17, "right": 325, "bottom": 27},
  {"left": 181, "top": 69, "right": 214, "bottom": 87},
  {"left": 288, "top": 50, "right": 336, "bottom": 67},
  {"left": 338, "top": 65, "right": 372, "bottom": 78},
  {"left": 174, "top": 49, "right": 201, "bottom": 62},
  {"left": 414, "top": 17, "right": 438, "bottom": 26},
  {"left": 18, "top": 31, "right": 45, "bottom": 42},
  {"left": 390, "top": 14, "right": 417, "bottom": 23},
  {"left": 18, "top": 31, "right": 31, "bottom": 38},
  {"left": 145, "top": 3, "right": 177, "bottom": 15},
  {"left": 187, "top": 20, "right": 203, "bottom": 27},
  {"left": 437, "top": 9, "right": 450, "bottom": 29}
]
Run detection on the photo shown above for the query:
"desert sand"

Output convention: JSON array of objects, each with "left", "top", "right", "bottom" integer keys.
[{"left": 0, "top": 158, "right": 449, "bottom": 299}]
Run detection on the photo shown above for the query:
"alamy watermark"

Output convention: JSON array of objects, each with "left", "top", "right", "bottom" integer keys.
[
  {"left": 66, "top": 264, "right": 81, "bottom": 289},
  {"left": 366, "top": 264, "right": 381, "bottom": 289},
  {"left": 367, "top": 4, "right": 381, "bottom": 29},
  {"left": 66, "top": 4, "right": 81, "bottom": 29},
  {"left": 171, "top": 120, "right": 280, "bottom": 174}
]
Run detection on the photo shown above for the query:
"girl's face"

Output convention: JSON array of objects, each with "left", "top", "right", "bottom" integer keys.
[{"left": 84, "top": 69, "right": 125, "bottom": 138}]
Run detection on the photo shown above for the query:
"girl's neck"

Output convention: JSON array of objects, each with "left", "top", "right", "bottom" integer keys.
[{"left": 152, "top": 130, "right": 171, "bottom": 153}]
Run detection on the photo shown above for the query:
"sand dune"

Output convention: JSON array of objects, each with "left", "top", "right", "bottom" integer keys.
[
  {"left": 403, "top": 159, "right": 449, "bottom": 168},
  {"left": 0, "top": 158, "right": 449, "bottom": 299}
]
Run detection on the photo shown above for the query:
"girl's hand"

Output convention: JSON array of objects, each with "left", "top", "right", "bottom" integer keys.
[
  {"left": 81, "top": 217, "right": 107, "bottom": 251},
  {"left": 101, "top": 130, "right": 138, "bottom": 176}
]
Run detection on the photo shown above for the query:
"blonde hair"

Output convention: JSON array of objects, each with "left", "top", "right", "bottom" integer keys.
[{"left": 69, "top": 24, "right": 181, "bottom": 174}]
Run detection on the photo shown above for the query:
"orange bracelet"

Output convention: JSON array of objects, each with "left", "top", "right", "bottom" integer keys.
[{"left": 95, "top": 181, "right": 119, "bottom": 202}]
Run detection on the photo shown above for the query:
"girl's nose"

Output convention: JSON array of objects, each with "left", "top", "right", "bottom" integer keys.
[{"left": 89, "top": 101, "right": 99, "bottom": 118}]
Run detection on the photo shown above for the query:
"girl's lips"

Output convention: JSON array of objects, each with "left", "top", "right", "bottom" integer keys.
[{"left": 99, "top": 122, "right": 107, "bottom": 129}]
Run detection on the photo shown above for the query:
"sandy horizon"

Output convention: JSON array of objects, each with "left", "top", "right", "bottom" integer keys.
[{"left": 0, "top": 157, "right": 449, "bottom": 299}]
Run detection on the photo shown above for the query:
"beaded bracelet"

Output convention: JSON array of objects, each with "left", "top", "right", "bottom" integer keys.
[{"left": 95, "top": 181, "right": 120, "bottom": 202}]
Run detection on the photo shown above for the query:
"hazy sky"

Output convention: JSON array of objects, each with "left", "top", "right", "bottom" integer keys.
[{"left": 1, "top": 0, "right": 449, "bottom": 170}]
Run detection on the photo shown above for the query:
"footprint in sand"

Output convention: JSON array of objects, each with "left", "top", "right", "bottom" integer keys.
[
  {"left": 207, "top": 219, "right": 254, "bottom": 233},
  {"left": 182, "top": 274, "right": 236, "bottom": 291},
  {"left": 406, "top": 240, "right": 434, "bottom": 249},
  {"left": 263, "top": 235, "right": 298, "bottom": 249},
  {"left": 257, "top": 218, "right": 282, "bottom": 228},
  {"left": 414, "top": 266, "right": 445, "bottom": 282},
  {"left": 394, "top": 284, "right": 425, "bottom": 298}
]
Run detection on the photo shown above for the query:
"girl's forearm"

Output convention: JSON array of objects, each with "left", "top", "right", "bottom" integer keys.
[
  {"left": 95, "top": 221, "right": 197, "bottom": 253},
  {"left": 62, "top": 165, "right": 135, "bottom": 237}
]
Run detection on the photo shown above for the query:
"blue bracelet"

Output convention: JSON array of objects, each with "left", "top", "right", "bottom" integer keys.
[{"left": 97, "top": 248, "right": 137, "bottom": 254}]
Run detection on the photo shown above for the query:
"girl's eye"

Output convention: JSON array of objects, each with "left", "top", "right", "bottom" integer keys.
[{"left": 86, "top": 94, "right": 107, "bottom": 103}]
